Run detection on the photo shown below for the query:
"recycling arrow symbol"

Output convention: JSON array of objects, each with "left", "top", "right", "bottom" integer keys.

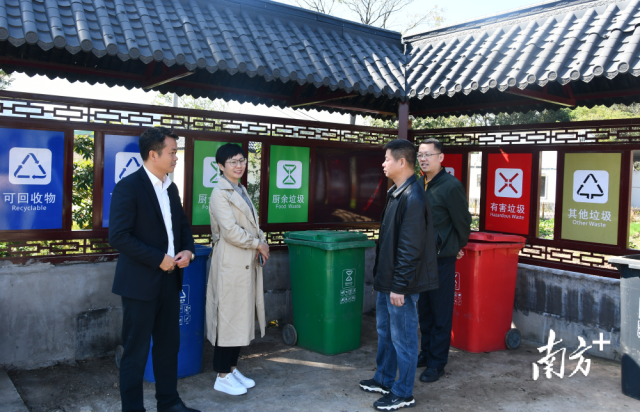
[
  {"left": 13, "top": 153, "right": 47, "bottom": 179},
  {"left": 118, "top": 157, "right": 141, "bottom": 180},
  {"left": 576, "top": 174, "right": 604, "bottom": 199}
]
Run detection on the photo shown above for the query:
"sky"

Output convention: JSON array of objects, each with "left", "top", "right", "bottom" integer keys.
[{"left": 7, "top": 0, "right": 545, "bottom": 124}]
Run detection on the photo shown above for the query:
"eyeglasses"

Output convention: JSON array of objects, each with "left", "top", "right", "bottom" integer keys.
[
  {"left": 226, "top": 158, "right": 247, "bottom": 167},
  {"left": 417, "top": 153, "right": 442, "bottom": 159}
]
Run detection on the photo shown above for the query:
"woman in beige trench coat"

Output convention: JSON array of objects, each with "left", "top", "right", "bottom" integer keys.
[{"left": 205, "top": 144, "right": 270, "bottom": 396}]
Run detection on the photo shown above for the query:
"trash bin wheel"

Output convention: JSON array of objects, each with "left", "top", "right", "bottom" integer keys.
[
  {"left": 505, "top": 328, "right": 521, "bottom": 350},
  {"left": 115, "top": 345, "right": 124, "bottom": 368},
  {"left": 283, "top": 324, "right": 297, "bottom": 346}
]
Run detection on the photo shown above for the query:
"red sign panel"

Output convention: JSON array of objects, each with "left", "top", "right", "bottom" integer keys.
[
  {"left": 441, "top": 153, "right": 463, "bottom": 182},
  {"left": 484, "top": 153, "right": 532, "bottom": 235}
]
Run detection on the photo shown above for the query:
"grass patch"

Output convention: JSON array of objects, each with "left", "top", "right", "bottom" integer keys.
[{"left": 539, "top": 218, "right": 554, "bottom": 239}]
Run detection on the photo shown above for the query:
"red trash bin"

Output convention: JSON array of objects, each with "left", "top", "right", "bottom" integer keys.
[{"left": 451, "top": 232, "right": 526, "bottom": 353}]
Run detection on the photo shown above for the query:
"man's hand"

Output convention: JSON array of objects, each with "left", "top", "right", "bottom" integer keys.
[
  {"left": 174, "top": 250, "right": 192, "bottom": 269},
  {"left": 256, "top": 241, "right": 270, "bottom": 264},
  {"left": 160, "top": 254, "right": 176, "bottom": 271},
  {"left": 457, "top": 250, "right": 465, "bottom": 260},
  {"left": 390, "top": 292, "right": 405, "bottom": 307}
]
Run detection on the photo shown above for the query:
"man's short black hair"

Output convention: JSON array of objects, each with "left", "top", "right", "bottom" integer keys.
[
  {"left": 216, "top": 143, "right": 246, "bottom": 166},
  {"left": 139, "top": 127, "right": 179, "bottom": 161},
  {"left": 383, "top": 139, "right": 416, "bottom": 167},
  {"left": 419, "top": 138, "right": 443, "bottom": 154}
]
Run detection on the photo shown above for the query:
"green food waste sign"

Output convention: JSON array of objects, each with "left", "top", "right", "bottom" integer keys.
[
  {"left": 561, "top": 152, "right": 621, "bottom": 245},
  {"left": 191, "top": 140, "right": 240, "bottom": 226},
  {"left": 267, "top": 145, "right": 310, "bottom": 223}
]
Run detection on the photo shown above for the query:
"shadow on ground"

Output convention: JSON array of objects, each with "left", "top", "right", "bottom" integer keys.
[{"left": 8, "top": 312, "right": 635, "bottom": 411}]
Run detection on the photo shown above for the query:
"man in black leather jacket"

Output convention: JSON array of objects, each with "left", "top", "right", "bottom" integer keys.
[{"left": 359, "top": 139, "right": 438, "bottom": 411}]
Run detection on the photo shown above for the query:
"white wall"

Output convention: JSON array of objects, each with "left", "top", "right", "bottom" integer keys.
[{"left": 632, "top": 170, "right": 640, "bottom": 209}]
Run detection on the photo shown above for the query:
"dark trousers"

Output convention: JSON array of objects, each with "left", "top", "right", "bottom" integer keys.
[
  {"left": 213, "top": 341, "right": 241, "bottom": 373},
  {"left": 119, "top": 272, "right": 181, "bottom": 412},
  {"left": 418, "top": 259, "right": 456, "bottom": 370}
]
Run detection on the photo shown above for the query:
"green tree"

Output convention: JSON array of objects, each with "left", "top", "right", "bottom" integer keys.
[
  {"left": 246, "top": 143, "right": 262, "bottom": 217},
  {"left": 72, "top": 133, "right": 94, "bottom": 229},
  {"left": 569, "top": 104, "right": 636, "bottom": 121},
  {"left": 0, "top": 70, "right": 13, "bottom": 90},
  {"left": 371, "top": 105, "right": 634, "bottom": 133},
  {"left": 493, "top": 109, "right": 572, "bottom": 125}
]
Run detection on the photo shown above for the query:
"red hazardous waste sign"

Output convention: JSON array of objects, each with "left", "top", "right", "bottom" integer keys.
[
  {"left": 441, "top": 154, "right": 463, "bottom": 183},
  {"left": 484, "top": 153, "right": 532, "bottom": 235}
]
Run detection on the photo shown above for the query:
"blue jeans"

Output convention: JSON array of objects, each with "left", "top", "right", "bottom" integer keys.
[{"left": 374, "top": 292, "right": 420, "bottom": 398}]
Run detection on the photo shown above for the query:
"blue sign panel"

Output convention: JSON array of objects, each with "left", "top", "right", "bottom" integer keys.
[
  {"left": 0, "top": 128, "right": 65, "bottom": 230},
  {"left": 102, "top": 134, "right": 142, "bottom": 228}
]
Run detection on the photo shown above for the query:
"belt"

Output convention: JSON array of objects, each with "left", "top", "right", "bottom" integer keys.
[{"left": 165, "top": 268, "right": 178, "bottom": 275}]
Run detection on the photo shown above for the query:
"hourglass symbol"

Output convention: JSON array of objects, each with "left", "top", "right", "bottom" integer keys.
[
  {"left": 282, "top": 164, "right": 297, "bottom": 185},
  {"left": 210, "top": 161, "right": 219, "bottom": 184},
  {"left": 276, "top": 160, "right": 302, "bottom": 189},
  {"left": 203, "top": 156, "right": 220, "bottom": 188}
]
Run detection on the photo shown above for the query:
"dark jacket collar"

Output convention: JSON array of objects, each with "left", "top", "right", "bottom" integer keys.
[
  {"left": 430, "top": 167, "right": 446, "bottom": 184},
  {"left": 421, "top": 167, "right": 446, "bottom": 188},
  {"left": 389, "top": 175, "right": 417, "bottom": 198}
]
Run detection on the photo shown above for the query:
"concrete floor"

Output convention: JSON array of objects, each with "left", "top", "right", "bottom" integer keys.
[{"left": 6, "top": 312, "right": 637, "bottom": 412}]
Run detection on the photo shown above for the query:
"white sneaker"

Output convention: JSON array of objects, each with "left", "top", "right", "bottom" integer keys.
[
  {"left": 214, "top": 373, "right": 247, "bottom": 395},
  {"left": 232, "top": 368, "right": 256, "bottom": 388}
]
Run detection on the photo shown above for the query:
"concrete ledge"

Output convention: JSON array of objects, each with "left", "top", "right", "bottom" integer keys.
[
  {"left": 0, "top": 246, "right": 377, "bottom": 369},
  {"left": 0, "top": 368, "right": 29, "bottom": 412},
  {"left": 0, "top": 261, "right": 121, "bottom": 370},
  {"left": 513, "top": 263, "right": 620, "bottom": 361}
]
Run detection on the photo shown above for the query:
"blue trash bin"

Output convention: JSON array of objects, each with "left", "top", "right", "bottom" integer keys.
[{"left": 143, "top": 244, "right": 211, "bottom": 382}]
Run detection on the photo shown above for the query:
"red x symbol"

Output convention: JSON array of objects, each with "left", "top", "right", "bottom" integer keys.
[{"left": 498, "top": 172, "right": 519, "bottom": 194}]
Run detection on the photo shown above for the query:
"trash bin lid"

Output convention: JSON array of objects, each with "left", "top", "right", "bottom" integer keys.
[
  {"left": 283, "top": 230, "right": 375, "bottom": 251},
  {"left": 469, "top": 232, "right": 526, "bottom": 244},
  {"left": 194, "top": 244, "right": 212, "bottom": 257},
  {"left": 286, "top": 230, "right": 368, "bottom": 243}
]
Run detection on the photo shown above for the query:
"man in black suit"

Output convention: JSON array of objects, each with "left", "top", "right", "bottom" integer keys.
[{"left": 109, "top": 127, "right": 199, "bottom": 412}]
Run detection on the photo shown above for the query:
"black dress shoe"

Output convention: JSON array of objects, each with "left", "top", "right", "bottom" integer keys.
[
  {"left": 420, "top": 367, "right": 445, "bottom": 383},
  {"left": 417, "top": 353, "right": 428, "bottom": 368},
  {"left": 158, "top": 401, "right": 201, "bottom": 412}
]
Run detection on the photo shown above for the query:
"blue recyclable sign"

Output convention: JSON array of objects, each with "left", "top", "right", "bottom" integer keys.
[
  {"left": 0, "top": 128, "right": 65, "bottom": 230},
  {"left": 102, "top": 134, "right": 141, "bottom": 227}
]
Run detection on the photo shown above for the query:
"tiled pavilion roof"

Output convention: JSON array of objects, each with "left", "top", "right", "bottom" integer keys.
[
  {"left": 1, "top": 0, "right": 640, "bottom": 117},
  {"left": 403, "top": 0, "right": 640, "bottom": 115}
]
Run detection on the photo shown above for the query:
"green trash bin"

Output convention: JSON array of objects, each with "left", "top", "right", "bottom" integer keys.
[{"left": 283, "top": 230, "right": 376, "bottom": 355}]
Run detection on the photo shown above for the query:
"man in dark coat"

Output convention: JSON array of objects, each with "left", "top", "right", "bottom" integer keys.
[
  {"left": 109, "top": 127, "right": 198, "bottom": 412},
  {"left": 359, "top": 139, "right": 439, "bottom": 411},
  {"left": 417, "top": 138, "right": 472, "bottom": 383}
]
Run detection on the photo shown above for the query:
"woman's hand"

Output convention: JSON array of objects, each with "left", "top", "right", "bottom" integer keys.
[{"left": 256, "top": 241, "right": 270, "bottom": 265}]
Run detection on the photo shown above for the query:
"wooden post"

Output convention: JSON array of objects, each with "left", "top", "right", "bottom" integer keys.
[{"left": 398, "top": 101, "right": 409, "bottom": 140}]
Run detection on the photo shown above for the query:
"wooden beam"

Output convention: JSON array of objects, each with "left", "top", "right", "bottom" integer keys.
[
  {"left": 573, "top": 87, "right": 640, "bottom": 100},
  {"left": 317, "top": 102, "right": 396, "bottom": 116},
  {"left": 141, "top": 66, "right": 194, "bottom": 89},
  {"left": 505, "top": 86, "right": 576, "bottom": 107},
  {"left": 0, "top": 55, "right": 292, "bottom": 100},
  {"left": 398, "top": 101, "right": 409, "bottom": 140},
  {"left": 288, "top": 90, "right": 356, "bottom": 108},
  {"left": 0, "top": 55, "right": 141, "bottom": 82},
  {"left": 172, "top": 79, "right": 290, "bottom": 100}
]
